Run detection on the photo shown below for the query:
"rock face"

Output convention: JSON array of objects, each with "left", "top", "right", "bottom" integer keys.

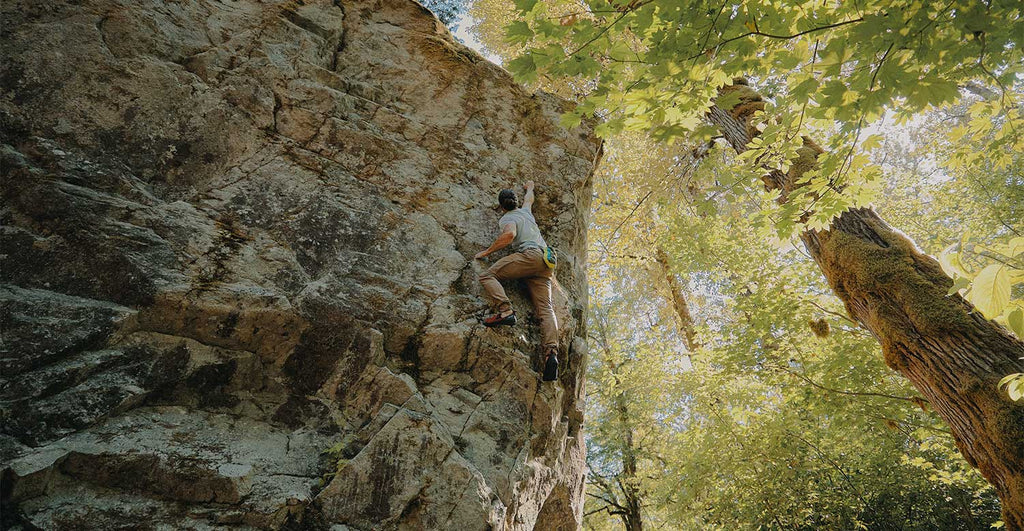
[{"left": 0, "top": 0, "right": 601, "bottom": 528}]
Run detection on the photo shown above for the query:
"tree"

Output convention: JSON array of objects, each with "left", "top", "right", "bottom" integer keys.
[
  {"left": 586, "top": 309, "right": 652, "bottom": 531},
  {"left": 508, "top": 0, "right": 1024, "bottom": 524},
  {"left": 509, "top": 0, "right": 1024, "bottom": 523},
  {"left": 871, "top": 99, "right": 1024, "bottom": 404},
  {"left": 709, "top": 78, "right": 1024, "bottom": 529},
  {"left": 652, "top": 151, "right": 1004, "bottom": 528},
  {"left": 585, "top": 292, "right": 688, "bottom": 529},
  {"left": 576, "top": 128, "right": 1003, "bottom": 528}
]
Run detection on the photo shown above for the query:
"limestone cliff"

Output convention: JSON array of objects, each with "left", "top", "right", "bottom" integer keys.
[{"left": 0, "top": 0, "right": 601, "bottom": 528}]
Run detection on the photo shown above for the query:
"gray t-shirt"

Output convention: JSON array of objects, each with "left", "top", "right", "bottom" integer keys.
[{"left": 499, "top": 207, "right": 547, "bottom": 252}]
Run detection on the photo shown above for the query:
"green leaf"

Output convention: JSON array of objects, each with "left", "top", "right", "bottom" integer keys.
[
  {"left": 507, "top": 54, "right": 538, "bottom": 85},
  {"left": 861, "top": 134, "right": 885, "bottom": 151},
  {"left": 505, "top": 21, "right": 534, "bottom": 44},
  {"left": 998, "top": 373, "right": 1024, "bottom": 402},
  {"left": 560, "top": 112, "right": 582, "bottom": 129},
  {"left": 1008, "top": 308, "right": 1024, "bottom": 338},
  {"left": 512, "top": 0, "right": 538, "bottom": 14},
  {"left": 774, "top": 50, "right": 803, "bottom": 70},
  {"left": 938, "top": 244, "right": 969, "bottom": 278},
  {"left": 715, "top": 91, "right": 744, "bottom": 111},
  {"left": 533, "top": 19, "right": 566, "bottom": 39},
  {"left": 1010, "top": 379, "right": 1024, "bottom": 402},
  {"left": 1008, "top": 237, "right": 1024, "bottom": 257},
  {"left": 594, "top": 117, "right": 625, "bottom": 137},
  {"left": 946, "top": 276, "right": 971, "bottom": 296},
  {"left": 790, "top": 76, "right": 819, "bottom": 100},
  {"left": 969, "top": 264, "right": 1010, "bottom": 318},
  {"left": 532, "top": 43, "right": 566, "bottom": 69}
]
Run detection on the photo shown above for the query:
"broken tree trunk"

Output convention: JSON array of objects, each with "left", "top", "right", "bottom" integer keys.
[{"left": 707, "top": 80, "right": 1024, "bottom": 528}]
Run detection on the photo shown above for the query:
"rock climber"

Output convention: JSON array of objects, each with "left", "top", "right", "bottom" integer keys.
[{"left": 475, "top": 180, "right": 559, "bottom": 381}]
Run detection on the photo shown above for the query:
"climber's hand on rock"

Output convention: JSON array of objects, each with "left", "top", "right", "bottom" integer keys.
[
  {"left": 474, "top": 251, "right": 488, "bottom": 260},
  {"left": 524, "top": 180, "right": 534, "bottom": 190}
]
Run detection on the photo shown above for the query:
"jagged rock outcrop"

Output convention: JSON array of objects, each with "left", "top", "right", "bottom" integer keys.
[{"left": 0, "top": 0, "right": 602, "bottom": 528}]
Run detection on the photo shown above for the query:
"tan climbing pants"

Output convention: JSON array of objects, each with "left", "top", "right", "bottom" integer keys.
[{"left": 478, "top": 248, "right": 558, "bottom": 348}]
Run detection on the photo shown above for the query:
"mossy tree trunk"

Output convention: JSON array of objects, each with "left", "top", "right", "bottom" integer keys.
[
  {"left": 655, "top": 246, "right": 700, "bottom": 353},
  {"left": 707, "top": 81, "right": 1024, "bottom": 528}
]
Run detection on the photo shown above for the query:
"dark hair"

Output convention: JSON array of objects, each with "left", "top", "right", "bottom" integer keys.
[{"left": 498, "top": 189, "right": 518, "bottom": 211}]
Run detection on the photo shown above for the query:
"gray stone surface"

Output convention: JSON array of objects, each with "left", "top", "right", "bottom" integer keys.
[{"left": 0, "top": 0, "right": 601, "bottom": 529}]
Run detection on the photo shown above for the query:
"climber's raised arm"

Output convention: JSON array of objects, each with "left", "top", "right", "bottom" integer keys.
[
  {"left": 522, "top": 180, "right": 535, "bottom": 212},
  {"left": 475, "top": 223, "right": 516, "bottom": 259}
]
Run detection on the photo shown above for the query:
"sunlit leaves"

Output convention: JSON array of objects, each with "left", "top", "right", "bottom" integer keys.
[
  {"left": 971, "top": 264, "right": 1012, "bottom": 319},
  {"left": 997, "top": 373, "right": 1024, "bottom": 402},
  {"left": 939, "top": 235, "right": 1023, "bottom": 330},
  {"left": 1010, "top": 308, "right": 1024, "bottom": 339},
  {"left": 507, "top": 54, "right": 538, "bottom": 84},
  {"left": 498, "top": 0, "right": 1023, "bottom": 236},
  {"left": 504, "top": 20, "right": 534, "bottom": 44}
]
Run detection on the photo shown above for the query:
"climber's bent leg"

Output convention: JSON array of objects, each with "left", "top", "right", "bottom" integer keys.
[
  {"left": 479, "top": 251, "right": 536, "bottom": 313},
  {"left": 479, "top": 256, "right": 515, "bottom": 312}
]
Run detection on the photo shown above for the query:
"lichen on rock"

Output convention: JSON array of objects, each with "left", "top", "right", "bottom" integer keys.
[{"left": 0, "top": 0, "right": 602, "bottom": 528}]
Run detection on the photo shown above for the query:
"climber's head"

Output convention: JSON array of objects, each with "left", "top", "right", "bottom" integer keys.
[{"left": 498, "top": 189, "right": 518, "bottom": 211}]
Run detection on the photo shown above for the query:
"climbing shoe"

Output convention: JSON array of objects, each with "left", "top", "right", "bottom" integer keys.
[
  {"left": 483, "top": 310, "right": 516, "bottom": 327},
  {"left": 543, "top": 350, "right": 558, "bottom": 382}
]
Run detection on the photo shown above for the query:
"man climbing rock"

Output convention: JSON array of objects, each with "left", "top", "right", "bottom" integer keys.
[{"left": 475, "top": 180, "right": 559, "bottom": 381}]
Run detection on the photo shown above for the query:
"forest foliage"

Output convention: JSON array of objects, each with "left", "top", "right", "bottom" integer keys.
[{"left": 462, "top": 0, "right": 1023, "bottom": 527}]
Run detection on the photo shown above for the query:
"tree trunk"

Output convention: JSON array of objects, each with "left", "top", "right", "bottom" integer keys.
[
  {"left": 706, "top": 80, "right": 1024, "bottom": 528},
  {"left": 593, "top": 314, "right": 645, "bottom": 531},
  {"left": 655, "top": 246, "right": 701, "bottom": 352},
  {"left": 615, "top": 391, "right": 645, "bottom": 531}
]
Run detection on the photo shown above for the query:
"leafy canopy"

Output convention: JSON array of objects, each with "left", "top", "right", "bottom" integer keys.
[
  {"left": 509, "top": 0, "right": 1022, "bottom": 128},
  {"left": 507, "top": 0, "right": 1022, "bottom": 235}
]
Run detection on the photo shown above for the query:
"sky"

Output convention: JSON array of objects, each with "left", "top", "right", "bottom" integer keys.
[{"left": 452, "top": 13, "right": 503, "bottom": 65}]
